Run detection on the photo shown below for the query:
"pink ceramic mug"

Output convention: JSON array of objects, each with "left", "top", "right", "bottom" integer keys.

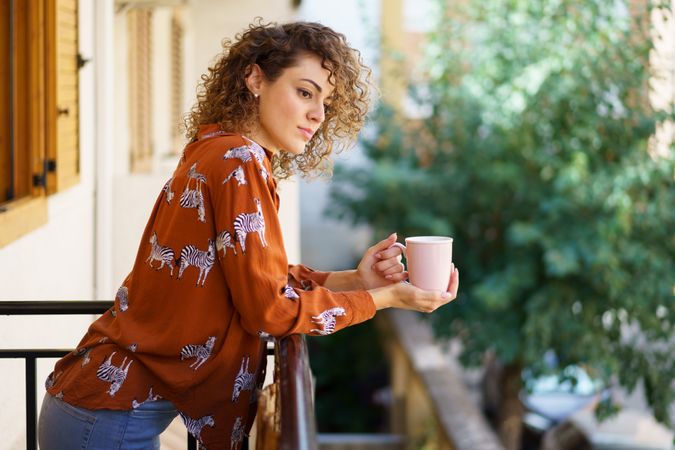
[{"left": 390, "top": 236, "right": 453, "bottom": 291}]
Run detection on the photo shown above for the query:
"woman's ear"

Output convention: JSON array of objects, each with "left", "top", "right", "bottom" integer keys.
[{"left": 245, "top": 64, "right": 264, "bottom": 96}]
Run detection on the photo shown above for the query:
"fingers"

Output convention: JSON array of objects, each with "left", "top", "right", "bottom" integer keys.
[
  {"left": 442, "top": 264, "right": 459, "bottom": 300},
  {"left": 399, "top": 283, "right": 451, "bottom": 314},
  {"left": 374, "top": 245, "right": 404, "bottom": 260},
  {"left": 385, "top": 271, "right": 408, "bottom": 282},
  {"left": 410, "top": 265, "right": 459, "bottom": 313},
  {"left": 371, "top": 258, "right": 404, "bottom": 274},
  {"left": 368, "top": 232, "right": 398, "bottom": 256}
]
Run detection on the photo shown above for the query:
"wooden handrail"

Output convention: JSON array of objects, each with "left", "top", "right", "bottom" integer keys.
[{"left": 277, "top": 334, "right": 318, "bottom": 450}]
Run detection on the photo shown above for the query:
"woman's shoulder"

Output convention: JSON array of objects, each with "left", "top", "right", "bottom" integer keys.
[
  {"left": 185, "top": 126, "right": 271, "bottom": 186},
  {"left": 195, "top": 125, "right": 248, "bottom": 151}
]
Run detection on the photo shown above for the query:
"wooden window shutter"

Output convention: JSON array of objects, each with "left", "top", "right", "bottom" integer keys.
[
  {"left": 46, "top": 0, "right": 80, "bottom": 193},
  {"left": 0, "top": 1, "right": 13, "bottom": 204},
  {"left": 8, "top": 0, "right": 48, "bottom": 201},
  {"left": 128, "top": 8, "right": 153, "bottom": 172},
  {"left": 0, "top": 0, "right": 49, "bottom": 246}
]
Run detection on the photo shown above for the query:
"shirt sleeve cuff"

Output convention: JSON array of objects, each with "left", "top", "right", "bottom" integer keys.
[
  {"left": 342, "top": 290, "right": 377, "bottom": 326},
  {"left": 288, "top": 264, "right": 330, "bottom": 287}
]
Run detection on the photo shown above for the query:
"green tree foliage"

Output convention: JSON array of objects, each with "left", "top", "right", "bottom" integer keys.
[
  {"left": 330, "top": 0, "right": 674, "bottom": 426},
  {"left": 308, "top": 322, "right": 389, "bottom": 433}
]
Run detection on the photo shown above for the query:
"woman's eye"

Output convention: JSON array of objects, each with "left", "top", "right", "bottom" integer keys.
[{"left": 298, "top": 89, "right": 312, "bottom": 99}]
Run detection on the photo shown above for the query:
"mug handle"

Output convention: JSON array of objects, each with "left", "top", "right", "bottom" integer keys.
[{"left": 388, "top": 242, "right": 406, "bottom": 258}]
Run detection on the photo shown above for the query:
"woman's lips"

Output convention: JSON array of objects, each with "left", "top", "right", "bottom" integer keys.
[{"left": 298, "top": 127, "right": 313, "bottom": 141}]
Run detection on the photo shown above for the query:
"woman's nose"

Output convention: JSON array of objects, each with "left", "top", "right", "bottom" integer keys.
[{"left": 308, "top": 102, "right": 325, "bottom": 123}]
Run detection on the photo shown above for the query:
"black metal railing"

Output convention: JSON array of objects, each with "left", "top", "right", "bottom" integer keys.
[
  {"left": 0, "top": 301, "right": 121, "bottom": 450},
  {"left": 1, "top": 300, "right": 317, "bottom": 450}
]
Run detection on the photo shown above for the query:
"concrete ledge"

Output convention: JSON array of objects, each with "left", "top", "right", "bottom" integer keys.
[
  {"left": 318, "top": 433, "right": 404, "bottom": 450},
  {"left": 382, "top": 309, "right": 505, "bottom": 450}
]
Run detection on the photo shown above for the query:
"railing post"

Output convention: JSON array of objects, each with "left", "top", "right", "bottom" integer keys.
[
  {"left": 278, "top": 334, "right": 318, "bottom": 450},
  {"left": 26, "top": 356, "right": 37, "bottom": 450}
]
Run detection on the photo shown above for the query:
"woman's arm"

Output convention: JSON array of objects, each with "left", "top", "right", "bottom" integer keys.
[{"left": 323, "top": 270, "right": 361, "bottom": 291}]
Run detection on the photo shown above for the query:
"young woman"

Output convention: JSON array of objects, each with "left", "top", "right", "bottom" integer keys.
[{"left": 38, "top": 20, "right": 459, "bottom": 450}]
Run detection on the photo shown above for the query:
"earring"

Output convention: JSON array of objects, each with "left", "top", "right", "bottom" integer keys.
[{"left": 254, "top": 93, "right": 259, "bottom": 99}]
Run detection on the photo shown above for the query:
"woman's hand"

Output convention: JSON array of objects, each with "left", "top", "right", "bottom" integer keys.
[
  {"left": 369, "top": 264, "right": 459, "bottom": 312},
  {"left": 356, "top": 233, "right": 408, "bottom": 290}
]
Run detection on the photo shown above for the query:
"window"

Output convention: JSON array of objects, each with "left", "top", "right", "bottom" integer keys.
[{"left": 0, "top": 0, "right": 80, "bottom": 247}]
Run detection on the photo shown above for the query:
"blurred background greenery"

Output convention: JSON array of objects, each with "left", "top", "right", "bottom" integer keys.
[{"left": 327, "top": 0, "right": 674, "bottom": 448}]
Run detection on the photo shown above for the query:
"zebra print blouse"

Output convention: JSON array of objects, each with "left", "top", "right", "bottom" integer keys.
[{"left": 45, "top": 124, "right": 376, "bottom": 450}]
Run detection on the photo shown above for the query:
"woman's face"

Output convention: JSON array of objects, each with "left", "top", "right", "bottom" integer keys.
[{"left": 246, "top": 53, "right": 334, "bottom": 155}]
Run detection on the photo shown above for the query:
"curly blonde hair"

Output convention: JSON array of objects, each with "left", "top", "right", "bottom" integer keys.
[{"left": 184, "top": 20, "right": 372, "bottom": 180}]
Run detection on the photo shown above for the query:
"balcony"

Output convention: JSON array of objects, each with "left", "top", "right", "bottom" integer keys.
[{"left": 1, "top": 301, "right": 505, "bottom": 450}]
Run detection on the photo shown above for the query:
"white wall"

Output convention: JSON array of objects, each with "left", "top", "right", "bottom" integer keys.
[
  {"left": 297, "top": 0, "right": 380, "bottom": 270},
  {"left": 0, "top": 2, "right": 112, "bottom": 448}
]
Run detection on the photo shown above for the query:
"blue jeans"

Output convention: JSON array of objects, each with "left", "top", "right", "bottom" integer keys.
[{"left": 38, "top": 393, "right": 178, "bottom": 450}]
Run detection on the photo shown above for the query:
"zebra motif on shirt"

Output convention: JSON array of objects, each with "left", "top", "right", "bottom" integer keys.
[
  {"left": 162, "top": 177, "right": 175, "bottom": 204},
  {"left": 177, "top": 240, "right": 216, "bottom": 286},
  {"left": 224, "top": 142, "right": 269, "bottom": 182},
  {"left": 132, "top": 387, "right": 161, "bottom": 409},
  {"left": 72, "top": 347, "right": 87, "bottom": 357},
  {"left": 146, "top": 232, "right": 175, "bottom": 277},
  {"left": 232, "top": 355, "right": 256, "bottom": 402},
  {"left": 179, "top": 412, "right": 215, "bottom": 444},
  {"left": 187, "top": 162, "right": 207, "bottom": 185},
  {"left": 223, "top": 166, "right": 247, "bottom": 186},
  {"left": 216, "top": 230, "right": 237, "bottom": 257},
  {"left": 127, "top": 343, "right": 138, "bottom": 353},
  {"left": 82, "top": 349, "right": 92, "bottom": 366},
  {"left": 283, "top": 284, "right": 299, "bottom": 300},
  {"left": 45, "top": 371, "right": 62, "bottom": 390},
  {"left": 231, "top": 416, "right": 245, "bottom": 450},
  {"left": 310, "top": 307, "right": 346, "bottom": 335},
  {"left": 116, "top": 285, "right": 129, "bottom": 312},
  {"left": 200, "top": 130, "right": 227, "bottom": 140},
  {"left": 242, "top": 137, "right": 270, "bottom": 182},
  {"left": 72, "top": 347, "right": 92, "bottom": 367},
  {"left": 180, "top": 186, "right": 206, "bottom": 223},
  {"left": 181, "top": 336, "right": 216, "bottom": 370},
  {"left": 233, "top": 198, "right": 267, "bottom": 255},
  {"left": 179, "top": 163, "right": 207, "bottom": 223},
  {"left": 96, "top": 352, "right": 133, "bottom": 397},
  {"left": 258, "top": 330, "right": 274, "bottom": 342},
  {"left": 223, "top": 145, "right": 255, "bottom": 164}
]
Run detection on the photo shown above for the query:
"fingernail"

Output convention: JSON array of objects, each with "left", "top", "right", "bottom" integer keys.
[
  {"left": 441, "top": 292, "right": 450, "bottom": 299},
  {"left": 389, "top": 232, "right": 397, "bottom": 239},
  {"left": 385, "top": 275, "right": 393, "bottom": 280},
  {"left": 375, "top": 253, "right": 382, "bottom": 258}
]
